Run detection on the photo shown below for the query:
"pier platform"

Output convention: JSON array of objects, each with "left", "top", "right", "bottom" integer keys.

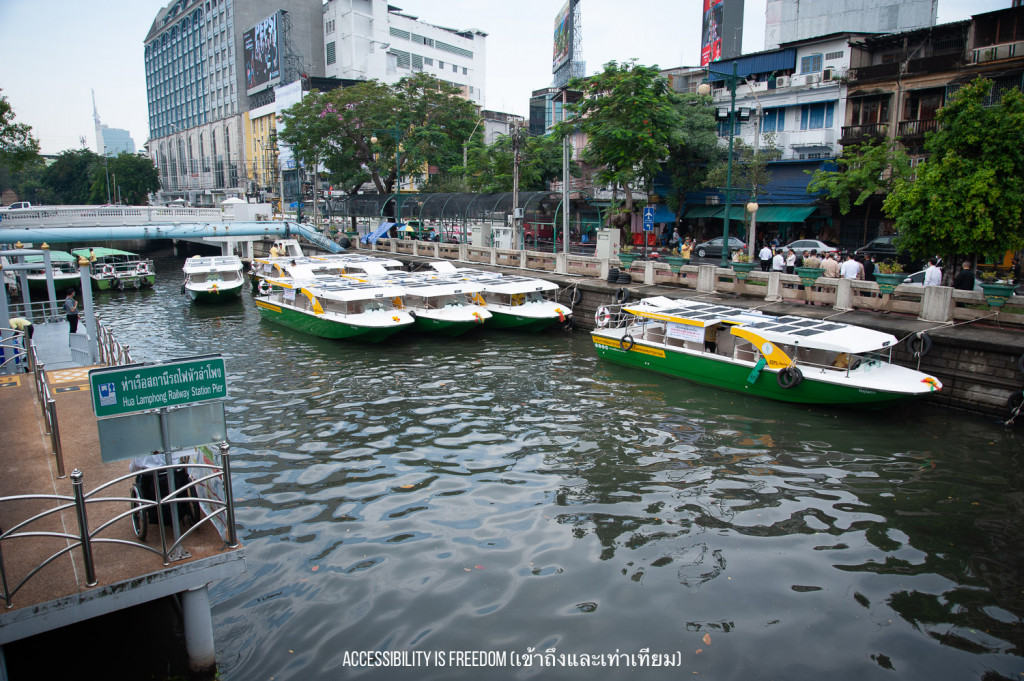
[{"left": 0, "top": 320, "right": 244, "bottom": 671}]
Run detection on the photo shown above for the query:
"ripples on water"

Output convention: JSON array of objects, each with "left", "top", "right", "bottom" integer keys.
[{"left": 93, "top": 255, "right": 1023, "bottom": 680}]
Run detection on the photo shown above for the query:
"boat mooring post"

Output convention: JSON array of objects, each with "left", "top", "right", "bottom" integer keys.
[{"left": 182, "top": 584, "right": 217, "bottom": 677}]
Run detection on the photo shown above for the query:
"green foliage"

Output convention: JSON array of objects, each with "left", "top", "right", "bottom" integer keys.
[
  {"left": 0, "top": 89, "right": 40, "bottom": 173},
  {"left": 88, "top": 153, "right": 160, "bottom": 205},
  {"left": 41, "top": 149, "right": 101, "bottom": 204},
  {"left": 279, "top": 74, "right": 478, "bottom": 198},
  {"left": 884, "top": 77, "right": 1024, "bottom": 259},
  {"left": 704, "top": 135, "right": 781, "bottom": 199},
  {"left": 463, "top": 132, "right": 575, "bottom": 193},
  {"left": 663, "top": 92, "right": 721, "bottom": 219},
  {"left": 557, "top": 60, "right": 683, "bottom": 214}
]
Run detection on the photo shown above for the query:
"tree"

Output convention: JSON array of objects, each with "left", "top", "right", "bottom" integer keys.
[
  {"left": 88, "top": 153, "right": 160, "bottom": 205},
  {"left": 463, "top": 132, "right": 575, "bottom": 193},
  {"left": 661, "top": 92, "right": 721, "bottom": 226},
  {"left": 884, "top": 77, "right": 1024, "bottom": 260},
  {"left": 807, "top": 137, "right": 910, "bottom": 245},
  {"left": 557, "top": 60, "right": 683, "bottom": 229},
  {"left": 0, "top": 89, "right": 40, "bottom": 173},
  {"left": 40, "top": 149, "right": 101, "bottom": 204},
  {"left": 704, "top": 133, "right": 781, "bottom": 246}
]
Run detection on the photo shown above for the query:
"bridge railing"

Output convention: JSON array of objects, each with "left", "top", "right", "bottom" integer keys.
[{"left": 0, "top": 206, "right": 224, "bottom": 229}]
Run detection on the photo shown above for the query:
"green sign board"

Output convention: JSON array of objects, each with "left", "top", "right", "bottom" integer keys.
[{"left": 89, "top": 354, "right": 227, "bottom": 418}]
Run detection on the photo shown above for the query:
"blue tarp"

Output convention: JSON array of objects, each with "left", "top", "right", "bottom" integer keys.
[{"left": 361, "top": 221, "right": 396, "bottom": 245}]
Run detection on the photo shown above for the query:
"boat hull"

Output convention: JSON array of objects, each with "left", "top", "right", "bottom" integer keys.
[
  {"left": 592, "top": 335, "right": 929, "bottom": 407},
  {"left": 255, "top": 299, "right": 409, "bottom": 342},
  {"left": 486, "top": 309, "right": 561, "bottom": 332},
  {"left": 27, "top": 275, "right": 81, "bottom": 292},
  {"left": 93, "top": 274, "right": 156, "bottom": 291},
  {"left": 187, "top": 284, "right": 244, "bottom": 303},
  {"left": 411, "top": 315, "right": 485, "bottom": 337}
]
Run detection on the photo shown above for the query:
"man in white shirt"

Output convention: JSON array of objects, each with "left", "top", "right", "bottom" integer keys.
[
  {"left": 759, "top": 244, "right": 773, "bottom": 272},
  {"left": 924, "top": 258, "right": 942, "bottom": 286},
  {"left": 840, "top": 255, "right": 861, "bottom": 280},
  {"left": 771, "top": 249, "right": 786, "bottom": 272}
]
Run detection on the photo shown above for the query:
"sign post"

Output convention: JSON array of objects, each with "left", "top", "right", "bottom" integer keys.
[
  {"left": 89, "top": 354, "right": 228, "bottom": 558},
  {"left": 642, "top": 206, "right": 655, "bottom": 261}
]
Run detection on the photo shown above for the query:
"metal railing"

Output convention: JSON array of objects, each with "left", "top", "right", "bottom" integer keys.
[
  {"left": 96, "top": 320, "right": 133, "bottom": 366},
  {"left": 0, "top": 443, "right": 239, "bottom": 608}
]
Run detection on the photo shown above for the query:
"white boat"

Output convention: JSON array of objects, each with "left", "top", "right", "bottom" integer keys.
[
  {"left": 342, "top": 270, "right": 492, "bottom": 336},
  {"left": 254, "top": 275, "right": 414, "bottom": 341},
  {"left": 427, "top": 262, "right": 574, "bottom": 332},
  {"left": 591, "top": 295, "right": 942, "bottom": 407},
  {"left": 249, "top": 253, "right": 403, "bottom": 288},
  {"left": 182, "top": 256, "right": 245, "bottom": 303}
]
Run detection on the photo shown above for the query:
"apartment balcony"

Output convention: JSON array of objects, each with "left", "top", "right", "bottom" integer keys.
[
  {"left": 848, "top": 62, "right": 900, "bottom": 82},
  {"left": 840, "top": 123, "right": 888, "bottom": 146},
  {"left": 897, "top": 119, "right": 941, "bottom": 141}
]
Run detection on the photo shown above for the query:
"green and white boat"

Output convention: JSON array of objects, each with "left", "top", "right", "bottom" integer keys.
[
  {"left": 71, "top": 247, "right": 156, "bottom": 290},
  {"left": 182, "top": 255, "right": 245, "bottom": 303},
  {"left": 24, "top": 250, "right": 81, "bottom": 292},
  {"left": 427, "top": 262, "right": 573, "bottom": 332},
  {"left": 255, "top": 275, "right": 414, "bottom": 342},
  {"left": 343, "top": 270, "right": 491, "bottom": 337},
  {"left": 591, "top": 296, "right": 942, "bottom": 407},
  {"left": 248, "top": 253, "right": 403, "bottom": 290}
]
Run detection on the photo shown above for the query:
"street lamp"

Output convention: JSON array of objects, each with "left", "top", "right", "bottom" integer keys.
[
  {"left": 698, "top": 61, "right": 750, "bottom": 268},
  {"left": 370, "top": 129, "right": 405, "bottom": 227}
]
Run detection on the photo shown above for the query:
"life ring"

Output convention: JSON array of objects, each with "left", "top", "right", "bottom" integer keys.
[
  {"left": 909, "top": 332, "right": 932, "bottom": 359},
  {"left": 257, "top": 279, "right": 271, "bottom": 296},
  {"left": 614, "top": 287, "right": 631, "bottom": 304},
  {"left": 777, "top": 366, "right": 803, "bottom": 389},
  {"left": 570, "top": 288, "right": 583, "bottom": 306},
  {"left": 136, "top": 262, "right": 150, "bottom": 275},
  {"left": 101, "top": 264, "right": 114, "bottom": 277},
  {"left": 620, "top": 334, "right": 635, "bottom": 352},
  {"left": 595, "top": 305, "right": 612, "bottom": 328}
]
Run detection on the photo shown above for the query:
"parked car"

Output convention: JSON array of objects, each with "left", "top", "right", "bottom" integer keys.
[
  {"left": 693, "top": 236, "right": 747, "bottom": 259},
  {"left": 784, "top": 239, "right": 839, "bottom": 255},
  {"left": 0, "top": 201, "right": 32, "bottom": 211},
  {"left": 902, "top": 269, "right": 984, "bottom": 292},
  {"left": 854, "top": 234, "right": 922, "bottom": 270}
]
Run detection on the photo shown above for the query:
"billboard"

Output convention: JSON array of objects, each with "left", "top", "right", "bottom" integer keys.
[
  {"left": 701, "top": 0, "right": 744, "bottom": 67},
  {"left": 552, "top": 0, "right": 572, "bottom": 74},
  {"left": 244, "top": 11, "right": 282, "bottom": 95}
]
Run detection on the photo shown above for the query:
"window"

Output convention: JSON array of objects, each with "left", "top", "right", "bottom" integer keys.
[
  {"left": 800, "top": 102, "right": 834, "bottom": 130},
  {"left": 326, "top": 20, "right": 335, "bottom": 35},
  {"left": 424, "top": 57, "right": 433, "bottom": 66},
  {"left": 462, "top": 66, "right": 467, "bottom": 75},
  {"left": 851, "top": 95, "right": 889, "bottom": 125},
  {"left": 389, "top": 27, "right": 410, "bottom": 40},
  {"left": 800, "top": 54, "right": 823, "bottom": 73},
  {"left": 412, "top": 54, "right": 423, "bottom": 69},
  {"left": 825, "top": 50, "right": 843, "bottom": 60},
  {"left": 761, "top": 107, "right": 785, "bottom": 133},
  {"left": 326, "top": 41, "right": 336, "bottom": 65},
  {"left": 438, "top": 60, "right": 444, "bottom": 68},
  {"left": 411, "top": 33, "right": 433, "bottom": 47},
  {"left": 452, "top": 64, "right": 457, "bottom": 72},
  {"left": 391, "top": 49, "right": 411, "bottom": 69},
  {"left": 436, "top": 41, "right": 472, "bottom": 58}
]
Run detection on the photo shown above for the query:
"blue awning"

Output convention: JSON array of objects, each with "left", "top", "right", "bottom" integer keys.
[
  {"left": 649, "top": 204, "right": 676, "bottom": 223},
  {"left": 361, "top": 222, "right": 395, "bottom": 244}
]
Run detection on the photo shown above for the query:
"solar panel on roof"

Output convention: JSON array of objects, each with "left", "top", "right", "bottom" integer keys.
[
  {"left": 766, "top": 325, "right": 801, "bottom": 333},
  {"left": 792, "top": 329, "right": 824, "bottom": 337},
  {"left": 817, "top": 324, "right": 845, "bottom": 331}
]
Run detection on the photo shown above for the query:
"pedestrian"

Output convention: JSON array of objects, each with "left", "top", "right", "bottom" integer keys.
[
  {"left": 803, "top": 249, "right": 821, "bottom": 268},
  {"left": 923, "top": 257, "right": 942, "bottom": 286},
  {"left": 669, "top": 228, "right": 681, "bottom": 249},
  {"left": 9, "top": 317, "right": 33, "bottom": 340},
  {"left": 840, "top": 254, "right": 860, "bottom": 280},
  {"left": 680, "top": 237, "right": 693, "bottom": 259},
  {"left": 772, "top": 248, "right": 786, "bottom": 272},
  {"left": 785, "top": 249, "right": 796, "bottom": 274},
  {"left": 758, "top": 243, "right": 773, "bottom": 272},
  {"left": 953, "top": 261, "right": 975, "bottom": 290},
  {"left": 63, "top": 289, "right": 80, "bottom": 334},
  {"left": 823, "top": 252, "right": 841, "bottom": 278}
]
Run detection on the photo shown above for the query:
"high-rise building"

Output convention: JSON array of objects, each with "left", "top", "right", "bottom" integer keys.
[
  {"left": 764, "top": 0, "right": 938, "bottom": 50},
  {"left": 321, "top": 0, "right": 486, "bottom": 106},
  {"left": 144, "top": 0, "right": 326, "bottom": 205},
  {"left": 93, "top": 91, "right": 137, "bottom": 157}
]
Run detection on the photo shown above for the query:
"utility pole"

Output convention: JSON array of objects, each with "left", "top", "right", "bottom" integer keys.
[
  {"left": 511, "top": 122, "right": 521, "bottom": 249},
  {"left": 561, "top": 89, "right": 570, "bottom": 256}
]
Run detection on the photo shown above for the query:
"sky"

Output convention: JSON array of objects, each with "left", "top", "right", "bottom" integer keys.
[{"left": 0, "top": 0, "right": 1012, "bottom": 156}]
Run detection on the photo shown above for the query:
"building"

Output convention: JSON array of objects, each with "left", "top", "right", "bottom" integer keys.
[
  {"left": 702, "top": 0, "right": 745, "bottom": 66},
  {"left": 144, "top": 0, "right": 326, "bottom": 206},
  {"left": 93, "top": 91, "right": 137, "bottom": 157},
  {"left": 322, "top": 0, "right": 486, "bottom": 106},
  {"left": 764, "top": 0, "right": 937, "bottom": 50}
]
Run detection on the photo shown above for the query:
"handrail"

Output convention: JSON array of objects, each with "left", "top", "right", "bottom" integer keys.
[{"left": 0, "top": 445, "right": 238, "bottom": 608}]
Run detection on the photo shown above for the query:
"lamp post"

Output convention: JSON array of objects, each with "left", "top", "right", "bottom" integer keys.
[
  {"left": 370, "top": 129, "right": 405, "bottom": 227},
  {"left": 698, "top": 61, "right": 749, "bottom": 268}
]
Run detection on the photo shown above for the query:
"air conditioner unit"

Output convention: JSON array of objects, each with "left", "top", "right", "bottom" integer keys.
[
  {"left": 806, "top": 73, "right": 822, "bottom": 85},
  {"left": 775, "top": 75, "right": 791, "bottom": 88}
]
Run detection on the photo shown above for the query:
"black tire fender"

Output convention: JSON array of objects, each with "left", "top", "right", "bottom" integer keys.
[
  {"left": 570, "top": 288, "right": 583, "bottom": 306},
  {"left": 620, "top": 334, "right": 635, "bottom": 352},
  {"left": 1008, "top": 390, "right": 1024, "bottom": 413},
  {"left": 909, "top": 332, "right": 932, "bottom": 359},
  {"left": 614, "top": 287, "right": 631, "bottom": 304},
  {"left": 777, "top": 366, "right": 803, "bottom": 389}
]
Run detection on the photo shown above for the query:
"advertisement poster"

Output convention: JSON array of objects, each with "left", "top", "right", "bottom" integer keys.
[
  {"left": 244, "top": 11, "right": 281, "bottom": 94},
  {"left": 552, "top": 1, "right": 572, "bottom": 73},
  {"left": 701, "top": 0, "right": 726, "bottom": 67}
]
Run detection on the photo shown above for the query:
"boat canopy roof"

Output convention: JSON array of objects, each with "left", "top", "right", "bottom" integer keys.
[
  {"left": 24, "top": 250, "right": 76, "bottom": 262},
  {"left": 429, "top": 265, "right": 559, "bottom": 294},
  {"left": 71, "top": 247, "right": 140, "bottom": 258},
  {"left": 265, "top": 275, "right": 408, "bottom": 302},
  {"left": 624, "top": 296, "right": 898, "bottom": 354},
  {"left": 347, "top": 270, "right": 486, "bottom": 296},
  {"left": 183, "top": 255, "right": 243, "bottom": 273}
]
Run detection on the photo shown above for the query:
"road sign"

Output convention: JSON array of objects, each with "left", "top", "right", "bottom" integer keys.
[
  {"left": 89, "top": 354, "right": 227, "bottom": 418},
  {"left": 643, "top": 206, "right": 654, "bottom": 231}
]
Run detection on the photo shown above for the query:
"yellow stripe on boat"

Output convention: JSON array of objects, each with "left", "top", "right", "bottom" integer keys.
[
  {"left": 730, "top": 327, "right": 791, "bottom": 369},
  {"left": 255, "top": 300, "right": 282, "bottom": 312}
]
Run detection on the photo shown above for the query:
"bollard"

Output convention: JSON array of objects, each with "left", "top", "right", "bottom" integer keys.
[
  {"left": 71, "top": 469, "right": 97, "bottom": 586},
  {"left": 219, "top": 442, "right": 239, "bottom": 548}
]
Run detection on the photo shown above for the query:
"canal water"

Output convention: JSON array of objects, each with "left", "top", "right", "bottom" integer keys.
[{"left": 93, "top": 254, "right": 1022, "bottom": 680}]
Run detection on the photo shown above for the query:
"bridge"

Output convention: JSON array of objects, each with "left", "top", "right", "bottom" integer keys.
[{"left": 0, "top": 205, "right": 342, "bottom": 254}]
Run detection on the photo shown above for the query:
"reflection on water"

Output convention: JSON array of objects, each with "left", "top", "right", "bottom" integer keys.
[{"left": 94, "top": 255, "right": 1023, "bottom": 680}]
